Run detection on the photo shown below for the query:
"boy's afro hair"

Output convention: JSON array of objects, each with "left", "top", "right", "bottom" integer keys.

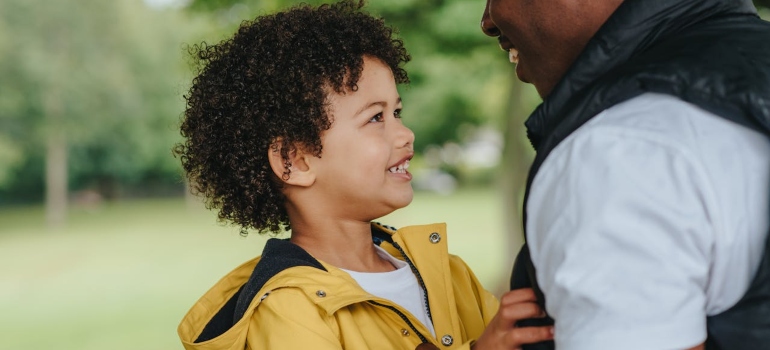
[{"left": 173, "top": 0, "right": 410, "bottom": 234}]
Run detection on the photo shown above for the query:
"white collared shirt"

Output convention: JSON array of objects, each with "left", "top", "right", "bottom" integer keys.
[{"left": 528, "top": 93, "right": 770, "bottom": 349}]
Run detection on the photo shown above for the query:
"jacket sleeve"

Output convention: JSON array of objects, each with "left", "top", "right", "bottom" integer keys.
[
  {"left": 467, "top": 259, "right": 499, "bottom": 323},
  {"left": 246, "top": 287, "right": 343, "bottom": 350}
]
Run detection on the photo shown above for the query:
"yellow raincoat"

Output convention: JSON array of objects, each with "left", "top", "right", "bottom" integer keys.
[{"left": 178, "top": 223, "right": 498, "bottom": 350}]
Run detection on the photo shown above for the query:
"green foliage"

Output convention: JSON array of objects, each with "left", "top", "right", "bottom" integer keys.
[
  {"left": 371, "top": 0, "right": 514, "bottom": 149},
  {"left": 2, "top": 0, "right": 768, "bottom": 202},
  {"left": 0, "top": 0, "right": 210, "bottom": 202},
  {"left": 0, "top": 136, "right": 23, "bottom": 187},
  {"left": 0, "top": 0, "right": 518, "bottom": 202}
]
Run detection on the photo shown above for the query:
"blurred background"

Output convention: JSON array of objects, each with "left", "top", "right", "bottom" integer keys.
[{"left": 0, "top": 0, "right": 768, "bottom": 349}]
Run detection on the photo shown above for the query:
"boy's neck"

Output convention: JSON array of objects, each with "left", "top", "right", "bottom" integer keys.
[{"left": 288, "top": 218, "right": 396, "bottom": 273}]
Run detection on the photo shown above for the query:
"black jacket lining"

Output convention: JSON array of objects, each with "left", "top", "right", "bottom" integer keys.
[{"left": 194, "top": 238, "right": 325, "bottom": 343}]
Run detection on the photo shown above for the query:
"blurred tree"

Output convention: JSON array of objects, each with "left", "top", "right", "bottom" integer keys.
[
  {"left": 0, "top": 0, "right": 199, "bottom": 226},
  {"left": 0, "top": 15, "right": 25, "bottom": 190}
]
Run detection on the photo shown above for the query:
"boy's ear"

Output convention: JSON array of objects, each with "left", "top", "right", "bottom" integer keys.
[{"left": 267, "top": 139, "right": 316, "bottom": 187}]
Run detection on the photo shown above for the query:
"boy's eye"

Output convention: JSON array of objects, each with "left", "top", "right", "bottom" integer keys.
[
  {"left": 369, "top": 113, "right": 384, "bottom": 123},
  {"left": 394, "top": 109, "right": 402, "bottom": 118}
]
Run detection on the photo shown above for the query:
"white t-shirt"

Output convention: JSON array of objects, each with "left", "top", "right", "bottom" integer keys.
[
  {"left": 527, "top": 93, "right": 770, "bottom": 350},
  {"left": 342, "top": 245, "right": 436, "bottom": 337}
]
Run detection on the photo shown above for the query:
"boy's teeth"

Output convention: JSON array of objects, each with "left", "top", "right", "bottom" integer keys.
[
  {"left": 509, "top": 48, "right": 519, "bottom": 64},
  {"left": 389, "top": 160, "right": 410, "bottom": 174}
]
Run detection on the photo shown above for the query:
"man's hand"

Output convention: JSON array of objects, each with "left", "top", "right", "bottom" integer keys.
[{"left": 472, "top": 288, "right": 554, "bottom": 349}]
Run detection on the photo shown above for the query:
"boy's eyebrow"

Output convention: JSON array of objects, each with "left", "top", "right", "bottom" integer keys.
[{"left": 355, "top": 97, "right": 402, "bottom": 116}]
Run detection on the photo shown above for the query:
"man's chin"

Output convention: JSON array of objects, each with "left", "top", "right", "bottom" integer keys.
[
  {"left": 516, "top": 65, "right": 551, "bottom": 98},
  {"left": 515, "top": 63, "right": 530, "bottom": 84}
]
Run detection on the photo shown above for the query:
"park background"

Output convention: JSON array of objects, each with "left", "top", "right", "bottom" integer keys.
[{"left": 1, "top": 0, "right": 768, "bottom": 349}]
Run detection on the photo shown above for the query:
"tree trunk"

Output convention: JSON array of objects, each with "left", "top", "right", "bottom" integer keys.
[
  {"left": 496, "top": 76, "right": 535, "bottom": 293},
  {"left": 45, "top": 90, "right": 68, "bottom": 229}
]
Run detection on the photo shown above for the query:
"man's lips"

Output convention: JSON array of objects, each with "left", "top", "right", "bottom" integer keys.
[{"left": 498, "top": 38, "right": 519, "bottom": 64}]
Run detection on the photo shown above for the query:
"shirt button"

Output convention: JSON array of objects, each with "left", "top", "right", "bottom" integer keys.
[
  {"left": 316, "top": 290, "right": 326, "bottom": 297},
  {"left": 441, "top": 334, "right": 453, "bottom": 346},
  {"left": 401, "top": 328, "right": 410, "bottom": 336},
  {"left": 429, "top": 232, "right": 441, "bottom": 244}
]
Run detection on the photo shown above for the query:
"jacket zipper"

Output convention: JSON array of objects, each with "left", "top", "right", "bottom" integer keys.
[
  {"left": 368, "top": 300, "right": 430, "bottom": 344},
  {"left": 391, "top": 241, "right": 433, "bottom": 323},
  {"left": 370, "top": 229, "right": 437, "bottom": 346}
]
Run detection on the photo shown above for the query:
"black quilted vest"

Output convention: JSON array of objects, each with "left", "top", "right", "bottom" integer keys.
[{"left": 510, "top": 0, "right": 770, "bottom": 349}]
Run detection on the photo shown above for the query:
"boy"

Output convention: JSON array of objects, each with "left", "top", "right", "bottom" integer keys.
[{"left": 175, "top": 1, "right": 552, "bottom": 349}]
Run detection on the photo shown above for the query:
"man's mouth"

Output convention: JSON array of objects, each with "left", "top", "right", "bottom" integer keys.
[
  {"left": 498, "top": 39, "right": 519, "bottom": 64},
  {"left": 388, "top": 159, "right": 410, "bottom": 174},
  {"left": 508, "top": 48, "right": 519, "bottom": 64}
]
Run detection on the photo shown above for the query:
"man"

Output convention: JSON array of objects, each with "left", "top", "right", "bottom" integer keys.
[{"left": 479, "top": 0, "right": 770, "bottom": 349}]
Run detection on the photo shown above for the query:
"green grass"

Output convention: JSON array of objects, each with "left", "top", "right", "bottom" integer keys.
[{"left": 0, "top": 189, "right": 519, "bottom": 350}]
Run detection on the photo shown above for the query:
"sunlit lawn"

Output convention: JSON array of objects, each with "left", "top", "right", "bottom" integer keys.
[{"left": 0, "top": 188, "right": 518, "bottom": 350}]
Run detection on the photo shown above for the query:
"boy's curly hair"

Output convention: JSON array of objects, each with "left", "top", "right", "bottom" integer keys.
[{"left": 173, "top": 0, "right": 410, "bottom": 234}]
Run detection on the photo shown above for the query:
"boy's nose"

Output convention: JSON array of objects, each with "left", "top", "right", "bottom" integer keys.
[{"left": 396, "top": 122, "right": 415, "bottom": 149}]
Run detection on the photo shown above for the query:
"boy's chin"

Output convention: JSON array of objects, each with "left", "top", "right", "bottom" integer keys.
[
  {"left": 390, "top": 193, "right": 414, "bottom": 210},
  {"left": 373, "top": 193, "right": 414, "bottom": 218}
]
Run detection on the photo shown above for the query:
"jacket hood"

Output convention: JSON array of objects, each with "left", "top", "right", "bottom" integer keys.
[
  {"left": 526, "top": 0, "right": 758, "bottom": 149},
  {"left": 178, "top": 222, "right": 412, "bottom": 350},
  {"left": 182, "top": 237, "right": 328, "bottom": 347}
]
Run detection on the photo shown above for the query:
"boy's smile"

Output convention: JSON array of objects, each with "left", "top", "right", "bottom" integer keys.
[
  {"left": 308, "top": 55, "right": 415, "bottom": 221},
  {"left": 388, "top": 157, "right": 412, "bottom": 177}
]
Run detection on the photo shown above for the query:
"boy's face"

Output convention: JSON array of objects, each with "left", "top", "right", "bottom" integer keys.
[{"left": 311, "top": 56, "right": 415, "bottom": 220}]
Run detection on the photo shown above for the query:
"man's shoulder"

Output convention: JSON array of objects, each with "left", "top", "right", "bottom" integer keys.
[
  {"left": 589, "top": 93, "right": 715, "bottom": 132},
  {"left": 573, "top": 92, "right": 762, "bottom": 148}
]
